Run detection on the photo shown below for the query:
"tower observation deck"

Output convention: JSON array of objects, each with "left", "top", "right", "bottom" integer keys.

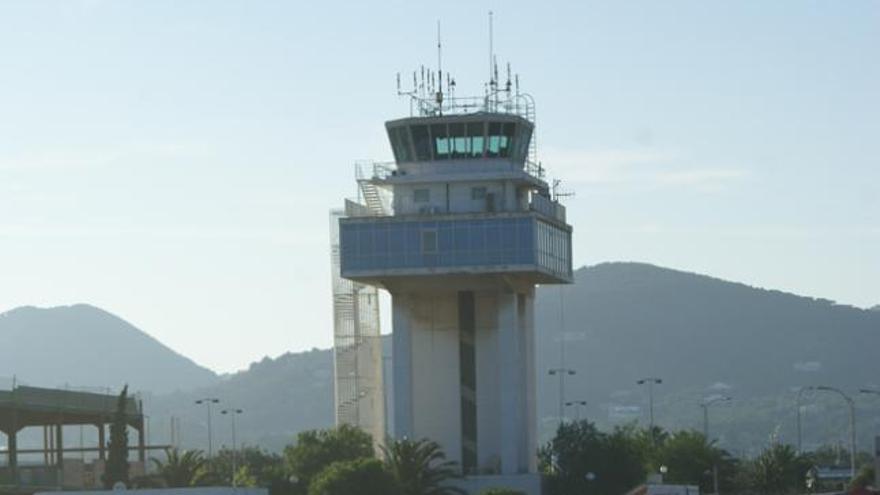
[{"left": 334, "top": 66, "right": 573, "bottom": 495}]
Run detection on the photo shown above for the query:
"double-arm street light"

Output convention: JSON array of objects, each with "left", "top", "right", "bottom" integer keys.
[
  {"left": 549, "top": 368, "right": 576, "bottom": 427},
  {"left": 195, "top": 397, "right": 220, "bottom": 457},
  {"left": 221, "top": 408, "right": 244, "bottom": 487},
  {"left": 815, "top": 386, "right": 856, "bottom": 480},
  {"left": 700, "top": 396, "right": 731, "bottom": 440},
  {"left": 637, "top": 377, "right": 663, "bottom": 442},
  {"left": 565, "top": 400, "right": 587, "bottom": 421},
  {"left": 796, "top": 386, "right": 816, "bottom": 454}
]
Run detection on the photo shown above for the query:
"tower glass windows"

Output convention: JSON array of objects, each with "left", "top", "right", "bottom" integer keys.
[{"left": 411, "top": 125, "right": 432, "bottom": 161}]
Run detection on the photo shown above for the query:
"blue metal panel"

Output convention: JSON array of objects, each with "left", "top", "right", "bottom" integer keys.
[{"left": 339, "top": 214, "right": 571, "bottom": 281}]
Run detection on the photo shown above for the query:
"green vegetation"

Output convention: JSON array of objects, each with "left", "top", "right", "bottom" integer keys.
[
  {"left": 151, "top": 448, "right": 208, "bottom": 487},
  {"left": 102, "top": 385, "right": 130, "bottom": 488},
  {"left": 308, "top": 458, "right": 399, "bottom": 495},
  {"left": 540, "top": 419, "right": 873, "bottom": 495},
  {"left": 382, "top": 438, "right": 465, "bottom": 495}
]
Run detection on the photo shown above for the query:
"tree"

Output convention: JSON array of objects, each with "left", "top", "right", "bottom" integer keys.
[
  {"left": 654, "top": 430, "right": 736, "bottom": 493},
  {"left": 382, "top": 438, "right": 465, "bottom": 495},
  {"left": 307, "top": 458, "right": 400, "bottom": 495},
  {"left": 539, "top": 420, "right": 647, "bottom": 495},
  {"left": 284, "top": 425, "right": 374, "bottom": 492},
  {"left": 102, "top": 385, "right": 130, "bottom": 488},
  {"left": 202, "top": 446, "right": 287, "bottom": 488},
  {"left": 747, "top": 443, "right": 811, "bottom": 495},
  {"left": 151, "top": 448, "right": 208, "bottom": 487}
]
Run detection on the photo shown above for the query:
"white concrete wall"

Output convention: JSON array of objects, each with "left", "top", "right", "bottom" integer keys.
[
  {"left": 393, "top": 286, "right": 538, "bottom": 479},
  {"left": 408, "top": 292, "right": 463, "bottom": 466},
  {"left": 393, "top": 181, "right": 529, "bottom": 215}
]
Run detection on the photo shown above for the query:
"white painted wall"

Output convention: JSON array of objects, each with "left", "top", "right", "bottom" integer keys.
[
  {"left": 409, "top": 292, "right": 463, "bottom": 466},
  {"left": 475, "top": 292, "right": 501, "bottom": 473}
]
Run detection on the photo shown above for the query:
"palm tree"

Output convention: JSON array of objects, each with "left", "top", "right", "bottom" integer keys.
[
  {"left": 151, "top": 448, "right": 208, "bottom": 487},
  {"left": 382, "top": 438, "right": 466, "bottom": 495}
]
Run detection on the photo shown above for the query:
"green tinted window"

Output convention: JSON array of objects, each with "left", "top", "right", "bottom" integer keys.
[
  {"left": 431, "top": 124, "right": 449, "bottom": 160},
  {"left": 449, "top": 123, "right": 467, "bottom": 159},
  {"left": 499, "top": 122, "right": 516, "bottom": 158},
  {"left": 486, "top": 122, "right": 502, "bottom": 157},
  {"left": 467, "top": 122, "right": 485, "bottom": 158}
]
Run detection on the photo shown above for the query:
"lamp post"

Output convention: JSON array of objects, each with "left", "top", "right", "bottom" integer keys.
[
  {"left": 194, "top": 397, "right": 220, "bottom": 457},
  {"left": 220, "top": 408, "right": 244, "bottom": 487},
  {"left": 549, "top": 368, "right": 576, "bottom": 427},
  {"left": 700, "top": 396, "right": 731, "bottom": 440},
  {"left": 816, "top": 386, "right": 856, "bottom": 480},
  {"left": 796, "top": 386, "right": 815, "bottom": 454},
  {"left": 637, "top": 377, "right": 663, "bottom": 443},
  {"left": 565, "top": 400, "right": 587, "bottom": 421}
]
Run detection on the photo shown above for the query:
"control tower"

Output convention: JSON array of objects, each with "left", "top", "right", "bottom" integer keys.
[{"left": 336, "top": 66, "right": 572, "bottom": 494}]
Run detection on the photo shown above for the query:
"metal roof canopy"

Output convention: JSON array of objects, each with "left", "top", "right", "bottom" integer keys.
[{"left": 0, "top": 385, "right": 143, "bottom": 431}]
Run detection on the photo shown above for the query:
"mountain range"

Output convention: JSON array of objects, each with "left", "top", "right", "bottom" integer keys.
[{"left": 2, "top": 262, "right": 877, "bottom": 456}]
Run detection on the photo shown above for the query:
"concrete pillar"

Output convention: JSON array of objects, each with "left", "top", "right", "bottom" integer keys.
[
  {"left": 521, "top": 290, "right": 538, "bottom": 473},
  {"left": 497, "top": 291, "right": 523, "bottom": 474},
  {"left": 55, "top": 423, "right": 64, "bottom": 470},
  {"left": 392, "top": 293, "right": 413, "bottom": 439},
  {"left": 138, "top": 425, "right": 146, "bottom": 462},
  {"left": 7, "top": 428, "right": 18, "bottom": 483},
  {"left": 98, "top": 424, "right": 106, "bottom": 460}
]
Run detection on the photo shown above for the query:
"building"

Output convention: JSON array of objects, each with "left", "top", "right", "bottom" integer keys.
[
  {"left": 0, "top": 385, "right": 166, "bottom": 492},
  {"left": 334, "top": 65, "right": 573, "bottom": 494}
]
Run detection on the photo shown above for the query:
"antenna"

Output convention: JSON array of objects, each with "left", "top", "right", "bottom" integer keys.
[
  {"left": 552, "top": 179, "right": 575, "bottom": 202},
  {"left": 488, "top": 11, "right": 494, "bottom": 86}
]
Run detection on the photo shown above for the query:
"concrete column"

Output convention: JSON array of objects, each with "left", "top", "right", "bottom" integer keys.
[
  {"left": 138, "top": 425, "right": 146, "bottom": 462},
  {"left": 521, "top": 290, "right": 538, "bottom": 473},
  {"left": 392, "top": 293, "right": 413, "bottom": 439},
  {"left": 98, "top": 424, "right": 106, "bottom": 460},
  {"left": 7, "top": 428, "right": 18, "bottom": 483},
  {"left": 497, "top": 291, "right": 522, "bottom": 474},
  {"left": 55, "top": 423, "right": 64, "bottom": 470}
]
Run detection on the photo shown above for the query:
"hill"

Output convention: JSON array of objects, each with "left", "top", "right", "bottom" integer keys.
[
  {"left": 533, "top": 262, "right": 880, "bottom": 454},
  {"left": 144, "top": 263, "right": 880, "bottom": 455},
  {"left": 144, "top": 348, "right": 333, "bottom": 453},
  {"left": 0, "top": 304, "right": 218, "bottom": 394}
]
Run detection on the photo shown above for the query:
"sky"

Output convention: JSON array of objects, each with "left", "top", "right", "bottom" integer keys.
[{"left": 0, "top": 0, "right": 877, "bottom": 374}]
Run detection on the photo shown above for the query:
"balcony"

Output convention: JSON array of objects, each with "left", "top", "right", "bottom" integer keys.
[{"left": 339, "top": 212, "right": 572, "bottom": 284}]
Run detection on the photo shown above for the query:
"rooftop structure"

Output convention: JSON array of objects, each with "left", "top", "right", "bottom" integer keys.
[{"left": 0, "top": 385, "right": 167, "bottom": 491}]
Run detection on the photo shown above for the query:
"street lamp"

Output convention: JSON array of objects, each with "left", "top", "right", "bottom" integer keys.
[
  {"left": 194, "top": 397, "right": 220, "bottom": 457},
  {"left": 565, "top": 400, "right": 587, "bottom": 421},
  {"left": 549, "top": 368, "right": 576, "bottom": 427},
  {"left": 220, "top": 408, "right": 244, "bottom": 487},
  {"left": 700, "top": 396, "right": 731, "bottom": 440},
  {"left": 815, "top": 386, "right": 856, "bottom": 480},
  {"left": 637, "top": 377, "right": 663, "bottom": 442},
  {"left": 796, "top": 386, "right": 816, "bottom": 454}
]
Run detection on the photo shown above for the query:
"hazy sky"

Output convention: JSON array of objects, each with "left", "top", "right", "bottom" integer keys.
[{"left": 1, "top": 1, "right": 877, "bottom": 373}]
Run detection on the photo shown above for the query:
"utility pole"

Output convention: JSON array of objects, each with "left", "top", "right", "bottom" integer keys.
[
  {"left": 194, "top": 398, "right": 220, "bottom": 457},
  {"left": 637, "top": 377, "right": 663, "bottom": 443},
  {"left": 796, "top": 386, "right": 815, "bottom": 454},
  {"left": 549, "top": 368, "right": 576, "bottom": 428},
  {"left": 816, "top": 386, "right": 856, "bottom": 480},
  {"left": 221, "top": 408, "right": 243, "bottom": 487}
]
